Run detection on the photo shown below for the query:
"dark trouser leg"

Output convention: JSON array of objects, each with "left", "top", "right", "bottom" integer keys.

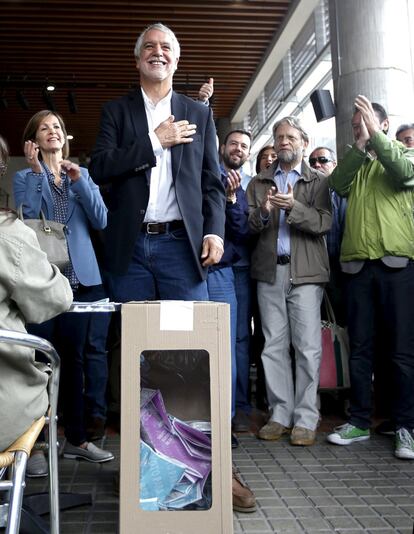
[
  {"left": 58, "top": 286, "right": 92, "bottom": 445},
  {"left": 346, "top": 264, "right": 376, "bottom": 430},
  {"left": 29, "top": 306, "right": 89, "bottom": 445},
  {"left": 83, "top": 285, "right": 111, "bottom": 421},
  {"left": 233, "top": 266, "right": 252, "bottom": 414},
  {"left": 377, "top": 262, "right": 414, "bottom": 429}
]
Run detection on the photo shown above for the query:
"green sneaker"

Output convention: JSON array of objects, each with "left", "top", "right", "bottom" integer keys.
[
  {"left": 394, "top": 428, "right": 414, "bottom": 460},
  {"left": 327, "top": 423, "right": 370, "bottom": 445}
]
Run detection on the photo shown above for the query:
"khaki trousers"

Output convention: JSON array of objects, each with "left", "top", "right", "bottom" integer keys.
[{"left": 258, "top": 264, "right": 323, "bottom": 430}]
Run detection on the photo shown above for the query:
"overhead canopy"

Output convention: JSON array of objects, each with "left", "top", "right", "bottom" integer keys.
[{"left": 0, "top": 0, "right": 292, "bottom": 155}]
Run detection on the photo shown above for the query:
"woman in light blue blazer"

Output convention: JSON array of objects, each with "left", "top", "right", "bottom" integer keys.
[{"left": 13, "top": 110, "right": 114, "bottom": 468}]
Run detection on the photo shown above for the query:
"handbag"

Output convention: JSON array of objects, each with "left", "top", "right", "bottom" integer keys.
[
  {"left": 319, "top": 291, "right": 350, "bottom": 389},
  {"left": 17, "top": 205, "right": 70, "bottom": 271}
]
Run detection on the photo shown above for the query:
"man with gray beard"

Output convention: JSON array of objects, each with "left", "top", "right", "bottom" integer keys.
[{"left": 246, "top": 116, "right": 332, "bottom": 446}]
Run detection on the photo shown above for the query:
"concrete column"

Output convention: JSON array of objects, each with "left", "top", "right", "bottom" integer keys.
[{"left": 329, "top": 0, "right": 414, "bottom": 157}]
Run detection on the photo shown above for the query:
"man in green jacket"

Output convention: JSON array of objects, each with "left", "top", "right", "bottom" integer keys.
[
  {"left": 247, "top": 116, "right": 331, "bottom": 447},
  {"left": 327, "top": 95, "right": 414, "bottom": 460}
]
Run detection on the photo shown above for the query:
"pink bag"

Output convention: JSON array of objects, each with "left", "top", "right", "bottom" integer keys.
[{"left": 319, "top": 292, "right": 350, "bottom": 389}]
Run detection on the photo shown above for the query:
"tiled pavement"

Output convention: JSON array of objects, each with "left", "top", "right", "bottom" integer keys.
[
  {"left": 233, "top": 431, "right": 414, "bottom": 534},
  {"left": 25, "top": 424, "right": 414, "bottom": 534}
]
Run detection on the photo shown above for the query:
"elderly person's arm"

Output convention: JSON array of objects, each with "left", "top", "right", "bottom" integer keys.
[{"left": 285, "top": 176, "right": 332, "bottom": 236}]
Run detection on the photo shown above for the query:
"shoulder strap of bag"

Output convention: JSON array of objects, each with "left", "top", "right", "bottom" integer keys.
[
  {"left": 17, "top": 205, "right": 52, "bottom": 232},
  {"left": 17, "top": 204, "right": 24, "bottom": 221},
  {"left": 323, "top": 290, "right": 337, "bottom": 325}
]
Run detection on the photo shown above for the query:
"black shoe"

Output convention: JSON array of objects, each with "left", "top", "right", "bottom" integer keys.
[
  {"left": 375, "top": 420, "right": 395, "bottom": 436},
  {"left": 231, "top": 433, "right": 239, "bottom": 449},
  {"left": 106, "top": 411, "right": 120, "bottom": 434},
  {"left": 232, "top": 410, "right": 251, "bottom": 432},
  {"left": 26, "top": 452, "right": 48, "bottom": 478},
  {"left": 86, "top": 416, "right": 106, "bottom": 441}
]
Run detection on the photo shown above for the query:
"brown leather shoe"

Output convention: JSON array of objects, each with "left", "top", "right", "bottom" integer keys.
[
  {"left": 290, "top": 426, "right": 316, "bottom": 446},
  {"left": 232, "top": 467, "right": 256, "bottom": 513},
  {"left": 257, "top": 421, "right": 290, "bottom": 441}
]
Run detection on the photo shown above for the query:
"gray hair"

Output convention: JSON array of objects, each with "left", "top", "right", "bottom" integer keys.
[
  {"left": 272, "top": 116, "right": 309, "bottom": 144},
  {"left": 134, "top": 23, "right": 180, "bottom": 60},
  {"left": 396, "top": 123, "right": 414, "bottom": 140},
  {"left": 309, "top": 146, "right": 337, "bottom": 162},
  {"left": 0, "top": 135, "right": 9, "bottom": 166}
]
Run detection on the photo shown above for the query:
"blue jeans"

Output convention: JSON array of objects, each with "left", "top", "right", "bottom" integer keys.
[
  {"left": 207, "top": 267, "right": 237, "bottom": 418},
  {"left": 107, "top": 228, "right": 208, "bottom": 301},
  {"left": 28, "top": 284, "right": 109, "bottom": 445},
  {"left": 233, "top": 266, "right": 252, "bottom": 414}
]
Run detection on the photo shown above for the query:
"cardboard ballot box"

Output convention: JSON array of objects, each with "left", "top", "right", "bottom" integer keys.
[{"left": 120, "top": 301, "right": 233, "bottom": 534}]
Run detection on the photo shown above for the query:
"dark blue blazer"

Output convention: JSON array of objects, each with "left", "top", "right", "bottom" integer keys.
[
  {"left": 209, "top": 170, "right": 250, "bottom": 270},
  {"left": 89, "top": 88, "right": 225, "bottom": 279}
]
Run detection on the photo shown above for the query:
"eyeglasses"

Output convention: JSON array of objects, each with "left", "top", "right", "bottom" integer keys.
[{"left": 309, "top": 156, "right": 332, "bottom": 167}]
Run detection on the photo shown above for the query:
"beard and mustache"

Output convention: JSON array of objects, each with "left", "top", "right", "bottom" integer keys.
[
  {"left": 222, "top": 150, "right": 248, "bottom": 171},
  {"left": 277, "top": 147, "right": 303, "bottom": 164}
]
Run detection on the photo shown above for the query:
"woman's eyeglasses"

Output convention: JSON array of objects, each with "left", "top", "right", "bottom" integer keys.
[{"left": 309, "top": 156, "right": 332, "bottom": 167}]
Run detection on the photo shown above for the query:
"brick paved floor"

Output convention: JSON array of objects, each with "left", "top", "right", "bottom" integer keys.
[{"left": 25, "top": 423, "right": 414, "bottom": 534}]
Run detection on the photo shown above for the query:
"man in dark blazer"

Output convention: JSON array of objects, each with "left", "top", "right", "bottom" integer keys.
[{"left": 89, "top": 22, "right": 225, "bottom": 301}]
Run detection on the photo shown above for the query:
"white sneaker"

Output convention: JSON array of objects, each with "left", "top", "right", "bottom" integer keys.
[
  {"left": 63, "top": 441, "right": 114, "bottom": 463},
  {"left": 395, "top": 428, "right": 414, "bottom": 460}
]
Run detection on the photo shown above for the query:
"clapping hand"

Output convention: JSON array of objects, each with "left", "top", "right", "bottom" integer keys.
[
  {"left": 60, "top": 160, "right": 81, "bottom": 182},
  {"left": 270, "top": 183, "right": 294, "bottom": 211},
  {"left": 354, "top": 95, "right": 381, "bottom": 137},
  {"left": 260, "top": 186, "right": 276, "bottom": 217},
  {"left": 24, "top": 140, "right": 42, "bottom": 173},
  {"left": 226, "top": 169, "right": 241, "bottom": 202}
]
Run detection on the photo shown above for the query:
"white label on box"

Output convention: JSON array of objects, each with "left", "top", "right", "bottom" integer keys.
[{"left": 160, "top": 301, "right": 194, "bottom": 331}]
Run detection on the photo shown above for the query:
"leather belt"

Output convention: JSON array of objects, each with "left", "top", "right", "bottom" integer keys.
[
  {"left": 277, "top": 254, "right": 290, "bottom": 265},
  {"left": 141, "top": 220, "right": 185, "bottom": 235}
]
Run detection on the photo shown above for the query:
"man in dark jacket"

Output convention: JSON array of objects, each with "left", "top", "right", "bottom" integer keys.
[
  {"left": 89, "top": 23, "right": 225, "bottom": 301},
  {"left": 207, "top": 128, "right": 256, "bottom": 512},
  {"left": 213, "top": 129, "right": 253, "bottom": 433}
]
